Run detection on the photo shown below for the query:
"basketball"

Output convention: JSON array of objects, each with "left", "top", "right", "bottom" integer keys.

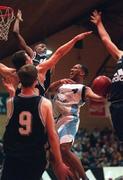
[{"left": 92, "top": 75, "right": 111, "bottom": 97}]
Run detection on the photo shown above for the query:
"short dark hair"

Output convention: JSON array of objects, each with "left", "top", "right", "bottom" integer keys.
[
  {"left": 11, "top": 50, "right": 27, "bottom": 71},
  {"left": 34, "top": 43, "right": 47, "bottom": 51},
  {"left": 17, "top": 64, "right": 38, "bottom": 87},
  {"left": 80, "top": 64, "right": 89, "bottom": 77}
]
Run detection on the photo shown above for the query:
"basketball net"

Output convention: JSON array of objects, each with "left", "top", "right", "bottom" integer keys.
[{"left": 0, "top": 6, "right": 15, "bottom": 41}]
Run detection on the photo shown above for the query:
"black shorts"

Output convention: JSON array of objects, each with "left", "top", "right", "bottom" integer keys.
[
  {"left": 1, "top": 155, "right": 47, "bottom": 180},
  {"left": 110, "top": 101, "right": 123, "bottom": 142}
]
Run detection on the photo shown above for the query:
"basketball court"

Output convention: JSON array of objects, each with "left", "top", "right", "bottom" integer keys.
[{"left": 0, "top": 1, "right": 123, "bottom": 180}]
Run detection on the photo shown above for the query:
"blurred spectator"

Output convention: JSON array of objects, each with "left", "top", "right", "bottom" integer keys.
[{"left": 72, "top": 127, "right": 123, "bottom": 169}]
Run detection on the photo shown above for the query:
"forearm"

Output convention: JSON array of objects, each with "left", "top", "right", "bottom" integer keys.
[
  {"left": 38, "top": 35, "right": 80, "bottom": 71},
  {"left": 49, "top": 131, "right": 63, "bottom": 164},
  {"left": 13, "top": 18, "right": 20, "bottom": 34},
  {"left": 89, "top": 94, "right": 104, "bottom": 102},
  {"left": 55, "top": 35, "right": 79, "bottom": 57},
  {"left": 97, "top": 21, "right": 111, "bottom": 41},
  {"left": 97, "top": 22, "right": 121, "bottom": 59},
  {"left": 0, "top": 63, "right": 11, "bottom": 77},
  {"left": 48, "top": 80, "right": 62, "bottom": 93},
  {"left": 13, "top": 18, "right": 33, "bottom": 57},
  {"left": 86, "top": 87, "right": 104, "bottom": 101}
]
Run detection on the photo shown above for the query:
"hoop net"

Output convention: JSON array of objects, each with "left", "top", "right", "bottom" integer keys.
[{"left": 0, "top": 6, "right": 15, "bottom": 41}]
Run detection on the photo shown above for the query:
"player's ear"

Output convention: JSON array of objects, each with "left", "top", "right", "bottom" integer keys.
[
  {"left": 34, "top": 79, "right": 38, "bottom": 86},
  {"left": 80, "top": 70, "right": 85, "bottom": 76}
]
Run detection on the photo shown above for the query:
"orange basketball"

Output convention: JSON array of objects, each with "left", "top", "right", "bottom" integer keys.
[{"left": 92, "top": 75, "right": 111, "bottom": 97}]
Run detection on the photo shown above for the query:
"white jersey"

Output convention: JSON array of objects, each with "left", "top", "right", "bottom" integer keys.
[
  {"left": 51, "top": 83, "right": 86, "bottom": 144},
  {"left": 53, "top": 84, "right": 86, "bottom": 120}
]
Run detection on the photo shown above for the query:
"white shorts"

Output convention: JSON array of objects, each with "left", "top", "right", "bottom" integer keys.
[{"left": 56, "top": 115, "right": 80, "bottom": 144}]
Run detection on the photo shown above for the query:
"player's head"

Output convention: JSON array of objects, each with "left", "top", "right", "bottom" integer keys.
[
  {"left": 11, "top": 50, "right": 33, "bottom": 71},
  {"left": 17, "top": 64, "right": 38, "bottom": 88},
  {"left": 34, "top": 43, "right": 47, "bottom": 55},
  {"left": 69, "top": 64, "right": 89, "bottom": 81}
]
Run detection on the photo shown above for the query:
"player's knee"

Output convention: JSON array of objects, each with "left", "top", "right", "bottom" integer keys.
[{"left": 60, "top": 143, "right": 71, "bottom": 154}]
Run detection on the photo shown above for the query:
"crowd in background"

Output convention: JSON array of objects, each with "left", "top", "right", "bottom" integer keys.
[
  {"left": 72, "top": 127, "right": 123, "bottom": 169},
  {"left": 0, "top": 127, "right": 123, "bottom": 170}
]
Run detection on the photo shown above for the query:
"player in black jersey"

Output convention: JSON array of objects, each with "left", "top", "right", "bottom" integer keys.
[
  {"left": 2, "top": 29, "right": 92, "bottom": 97},
  {"left": 1, "top": 64, "right": 73, "bottom": 180},
  {"left": 13, "top": 10, "right": 52, "bottom": 93},
  {"left": 91, "top": 10, "right": 123, "bottom": 142},
  {"left": 12, "top": 9, "right": 92, "bottom": 96}
]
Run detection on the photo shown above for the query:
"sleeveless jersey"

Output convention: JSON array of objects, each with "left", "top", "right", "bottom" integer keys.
[
  {"left": 110, "top": 56, "right": 123, "bottom": 102},
  {"left": 53, "top": 84, "right": 86, "bottom": 122},
  {"left": 33, "top": 52, "right": 51, "bottom": 92},
  {"left": 3, "top": 95, "right": 48, "bottom": 159}
]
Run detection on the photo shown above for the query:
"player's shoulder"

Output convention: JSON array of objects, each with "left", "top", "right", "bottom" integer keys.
[
  {"left": 42, "top": 96, "right": 52, "bottom": 106},
  {"left": 7, "top": 97, "right": 14, "bottom": 104}
]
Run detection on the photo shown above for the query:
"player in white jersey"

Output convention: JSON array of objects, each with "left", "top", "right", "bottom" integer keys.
[
  {"left": 47, "top": 64, "right": 105, "bottom": 180},
  {"left": 54, "top": 83, "right": 85, "bottom": 144}
]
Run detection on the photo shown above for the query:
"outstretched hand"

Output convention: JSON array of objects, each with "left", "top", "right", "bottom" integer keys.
[
  {"left": 76, "top": 31, "right": 93, "bottom": 41},
  {"left": 90, "top": 10, "right": 102, "bottom": 25}
]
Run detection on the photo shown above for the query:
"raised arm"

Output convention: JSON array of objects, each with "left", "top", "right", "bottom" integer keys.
[
  {"left": 0, "top": 63, "right": 15, "bottom": 77},
  {"left": 41, "top": 98, "right": 73, "bottom": 180},
  {"left": 37, "top": 31, "right": 92, "bottom": 83},
  {"left": 91, "top": 10, "right": 123, "bottom": 60},
  {"left": 13, "top": 10, "right": 34, "bottom": 58}
]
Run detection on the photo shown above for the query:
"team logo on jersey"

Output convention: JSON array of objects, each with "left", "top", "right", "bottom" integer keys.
[
  {"left": 112, "top": 68, "right": 123, "bottom": 82},
  {"left": 72, "top": 88, "right": 78, "bottom": 94}
]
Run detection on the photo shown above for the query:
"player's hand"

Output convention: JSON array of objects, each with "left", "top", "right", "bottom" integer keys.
[
  {"left": 54, "top": 162, "right": 74, "bottom": 180},
  {"left": 75, "top": 31, "right": 93, "bottom": 41},
  {"left": 60, "top": 78, "right": 75, "bottom": 85},
  {"left": 17, "top": 9, "right": 23, "bottom": 21},
  {"left": 2, "top": 77, "right": 15, "bottom": 97},
  {"left": 90, "top": 10, "right": 102, "bottom": 25}
]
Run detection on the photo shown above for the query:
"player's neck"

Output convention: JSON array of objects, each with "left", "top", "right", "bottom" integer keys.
[
  {"left": 75, "top": 77, "right": 83, "bottom": 84},
  {"left": 71, "top": 76, "right": 83, "bottom": 84},
  {"left": 21, "top": 87, "right": 36, "bottom": 96}
]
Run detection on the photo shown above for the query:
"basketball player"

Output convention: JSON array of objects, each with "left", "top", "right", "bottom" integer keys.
[
  {"left": 3, "top": 29, "right": 92, "bottom": 96},
  {"left": 13, "top": 10, "right": 51, "bottom": 91},
  {"left": 1, "top": 64, "right": 73, "bottom": 180},
  {"left": 46, "top": 64, "right": 105, "bottom": 180},
  {"left": 90, "top": 10, "right": 123, "bottom": 142},
  {"left": 13, "top": 10, "right": 49, "bottom": 64},
  {"left": 12, "top": 10, "right": 93, "bottom": 95}
]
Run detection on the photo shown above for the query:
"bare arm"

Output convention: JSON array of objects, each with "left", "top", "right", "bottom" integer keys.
[
  {"left": 41, "top": 98, "right": 73, "bottom": 179},
  {"left": 85, "top": 86, "right": 105, "bottom": 101},
  {"left": 41, "top": 98, "right": 63, "bottom": 163},
  {"left": 37, "top": 31, "right": 92, "bottom": 83},
  {"left": 2, "top": 78, "right": 15, "bottom": 97},
  {"left": 45, "top": 78, "right": 74, "bottom": 98},
  {"left": 6, "top": 98, "right": 15, "bottom": 127},
  {"left": 91, "top": 10, "right": 123, "bottom": 60},
  {"left": 0, "top": 63, "right": 15, "bottom": 77},
  {"left": 13, "top": 10, "right": 34, "bottom": 58}
]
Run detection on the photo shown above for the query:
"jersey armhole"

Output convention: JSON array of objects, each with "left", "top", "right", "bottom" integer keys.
[
  {"left": 6, "top": 97, "right": 14, "bottom": 125},
  {"left": 38, "top": 97, "right": 46, "bottom": 127},
  {"left": 81, "top": 86, "right": 86, "bottom": 102}
]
